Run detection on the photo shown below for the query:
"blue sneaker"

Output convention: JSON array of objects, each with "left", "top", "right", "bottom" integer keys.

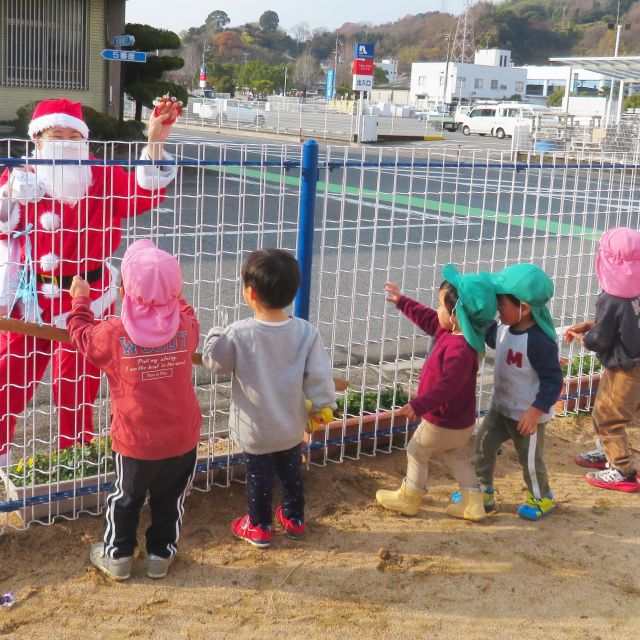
[
  {"left": 517, "top": 491, "right": 554, "bottom": 521},
  {"left": 450, "top": 487, "right": 496, "bottom": 512}
]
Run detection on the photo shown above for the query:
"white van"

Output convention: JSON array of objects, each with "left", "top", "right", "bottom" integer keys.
[{"left": 460, "top": 103, "right": 549, "bottom": 139}]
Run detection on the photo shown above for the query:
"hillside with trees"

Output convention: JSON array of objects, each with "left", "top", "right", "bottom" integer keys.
[{"left": 166, "top": 0, "right": 640, "bottom": 96}]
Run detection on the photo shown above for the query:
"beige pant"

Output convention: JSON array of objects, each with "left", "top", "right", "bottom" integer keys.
[
  {"left": 406, "top": 420, "right": 477, "bottom": 492},
  {"left": 593, "top": 365, "right": 640, "bottom": 475}
]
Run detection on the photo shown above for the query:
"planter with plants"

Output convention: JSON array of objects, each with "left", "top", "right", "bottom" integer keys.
[
  {"left": 0, "top": 437, "right": 115, "bottom": 524},
  {"left": 303, "top": 385, "right": 416, "bottom": 461},
  {"left": 556, "top": 354, "right": 602, "bottom": 413}
]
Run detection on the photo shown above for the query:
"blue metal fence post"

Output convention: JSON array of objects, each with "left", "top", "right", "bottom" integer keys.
[{"left": 294, "top": 139, "right": 319, "bottom": 320}]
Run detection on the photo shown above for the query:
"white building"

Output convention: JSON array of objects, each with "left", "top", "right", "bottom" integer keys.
[
  {"left": 375, "top": 59, "right": 398, "bottom": 84},
  {"left": 523, "top": 65, "right": 612, "bottom": 103},
  {"left": 409, "top": 49, "right": 527, "bottom": 107}
]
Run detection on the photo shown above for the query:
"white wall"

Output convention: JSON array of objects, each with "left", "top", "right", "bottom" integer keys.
[{"left": 410, "top": 61, "right": 527, "bottom": 106}]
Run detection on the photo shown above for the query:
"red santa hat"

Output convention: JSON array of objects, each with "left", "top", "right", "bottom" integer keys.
[{"left": 28, "top": 99, "right": 89, "bottom": 139}]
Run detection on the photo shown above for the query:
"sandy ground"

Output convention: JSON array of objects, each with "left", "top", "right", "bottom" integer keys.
[{"left": 0, "top": 414, "right": 639, "bottom": 640}]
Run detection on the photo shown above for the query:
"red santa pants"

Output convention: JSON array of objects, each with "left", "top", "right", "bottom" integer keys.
[{"left": 0, "top": 330, "right": 101, "bottom": 455}]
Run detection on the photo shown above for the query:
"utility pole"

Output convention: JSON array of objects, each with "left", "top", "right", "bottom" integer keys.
[
  {"left": 442, "top": 33, "right": 453, "bottom": 109},
  {"left": 284, "top": 65, "right": 288, "bottom": 96},
  {"left": 605, "top": 1, "right": 628, "bottom": 126},
  {"left": 333, "top": 36, "right": 341, "bottom": 78}
]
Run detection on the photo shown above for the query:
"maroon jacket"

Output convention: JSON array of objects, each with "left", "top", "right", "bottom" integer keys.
[{"left": 397, "top": 295, "right": 479, "bottom": 429}]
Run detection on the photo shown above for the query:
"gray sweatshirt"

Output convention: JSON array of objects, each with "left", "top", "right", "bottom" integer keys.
[{"left": 202, "top": 317, "right": 337, "bottom": 455}]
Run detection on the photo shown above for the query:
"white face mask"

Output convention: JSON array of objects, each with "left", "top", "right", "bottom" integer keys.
[{"left": 35, "top": 139, "right": 92, "bottom": 205}]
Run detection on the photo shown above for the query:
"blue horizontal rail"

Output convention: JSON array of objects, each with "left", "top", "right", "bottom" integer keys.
[{"left": 0, "top": 157, "right": 636, "bottom": 171}]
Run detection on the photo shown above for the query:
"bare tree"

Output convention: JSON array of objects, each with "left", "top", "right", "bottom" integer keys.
[
  {"left": 290, "top": 22, "right": 311, "bottom": 44},
  {"left": 292, "top": 52, "right": 320, "bottom": 96}
]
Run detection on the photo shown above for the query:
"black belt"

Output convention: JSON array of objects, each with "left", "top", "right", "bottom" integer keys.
[{"left": 37, "top": 266, "right": 103, "bottom": 290}]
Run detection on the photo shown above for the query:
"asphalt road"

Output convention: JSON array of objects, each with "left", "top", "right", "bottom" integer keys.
[{"left": 112, "top": 126, "right": 639, "bottom": 363}]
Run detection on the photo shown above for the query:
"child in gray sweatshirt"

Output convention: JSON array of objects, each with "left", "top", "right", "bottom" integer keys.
[{"left": 202, "top": 248, "right": 336, "bottom": 547}]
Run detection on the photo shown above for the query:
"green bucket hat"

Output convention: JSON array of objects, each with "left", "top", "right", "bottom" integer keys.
[
  {"left": 489, "top": 263, "right": 557, "bottom": 341},
  {"left": 442, "top": 264, "right": 498, "bottom": 355}
]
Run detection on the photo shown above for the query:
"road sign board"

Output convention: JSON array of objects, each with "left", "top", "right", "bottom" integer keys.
[
  {"left": 352, "top": 59, "right": 374, "bottom": 76},
  {"left": 354, "top": 42, "right": 375, "bottom": 60},
  {"left": 199, "top": 66, "right": 207, "bottom": 88},
  {"left": 352, "top": 75, "right": 373, "bottom": 91},
  {"left": 112, "top": 34, "right": 135, "bottom": 47},
  {"left": 325, "top": 69, "right": 335, "bottom": 100},
  {"left": 101, "top": 49, "right": 147, "bottom": 63}
]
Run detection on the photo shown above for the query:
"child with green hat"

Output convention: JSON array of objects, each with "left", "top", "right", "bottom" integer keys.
[
  {"left": 472, "top": 263, "right": 563, "bottom": 521},
  {"left": 375, "top": 265, "right": 497, "bottom": 521}
]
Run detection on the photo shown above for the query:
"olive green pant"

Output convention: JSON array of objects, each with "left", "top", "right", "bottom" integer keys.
[
  {"left": 474, "top": 408, "right": 550, "bottom": 500},
  {"left": 592, "top": 366, "right": 640, "bottom": 475}
]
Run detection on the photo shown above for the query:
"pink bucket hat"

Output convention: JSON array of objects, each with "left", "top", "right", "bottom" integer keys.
[
  {"left": 595, "top": 227, "right": 640, "bottom": 299},
  {"left": 120, "top": 239, "right": 183, "bottom": 348}
]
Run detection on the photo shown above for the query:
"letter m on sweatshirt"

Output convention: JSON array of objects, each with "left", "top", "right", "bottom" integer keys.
[{"left": 506, "top": 348, "right": 523, "bottom": 368}]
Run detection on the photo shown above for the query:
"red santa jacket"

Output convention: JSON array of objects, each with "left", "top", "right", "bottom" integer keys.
[{"left": 0, "top": 159, "right": 173, "bottom": 323}]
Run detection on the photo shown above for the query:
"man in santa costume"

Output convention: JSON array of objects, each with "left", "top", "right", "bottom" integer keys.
[{"left": 0, "top": 97, "right": 181, "bottom": 465}]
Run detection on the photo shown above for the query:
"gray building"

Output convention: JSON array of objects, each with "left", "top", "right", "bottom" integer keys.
[{"left": 0, "top": 0, "right": 126, "bottom": 122}]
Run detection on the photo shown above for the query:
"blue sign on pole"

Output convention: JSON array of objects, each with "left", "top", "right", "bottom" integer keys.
[
  {"left": 101, "top": 49, "right": 147, "bottom": 63},
  {"left": 354, "top": 42, "right": 375, "bottom": 59},
  {"left": 112, "top": 34, "right": 135, "bottom": 47},
  {"left": 325, "top": 69, "right": 335, "bottom": 100}
]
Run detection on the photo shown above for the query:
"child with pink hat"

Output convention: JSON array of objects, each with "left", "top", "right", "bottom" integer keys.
[
  {"left": 565, "top": 227, "right": 640, "bottom": 493},
  {"left": 66, "top": 239, "right": 202, "bottom": 580}
]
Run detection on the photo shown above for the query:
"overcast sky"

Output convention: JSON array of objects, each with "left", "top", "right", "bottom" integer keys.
[{"left": 125, "top": 0, "right": 469, "bottom": 34}]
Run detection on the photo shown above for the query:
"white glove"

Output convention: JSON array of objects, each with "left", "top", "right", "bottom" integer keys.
[{"left": 8, "top": 168, "right": 47, "bottom": 203}]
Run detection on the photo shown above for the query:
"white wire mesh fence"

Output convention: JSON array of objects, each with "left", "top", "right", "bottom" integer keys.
[
  {"left": 1, "top": 139, "right": 637, "bottom": 531},
  {"left": 123, "top": 97, "right": 444, "bottom": 141}
]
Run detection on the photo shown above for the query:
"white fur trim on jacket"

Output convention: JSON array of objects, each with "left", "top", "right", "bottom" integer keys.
[
  {"left": 40, "top": 252, "right": 60, "bottom": 272},
  {"left": 39, "top": 211, "right": 61, "bottom": 231},
  {"left": 51, "top": 261, "right": 121, "bottom": 328},
  {"left": 28, "top": 113, "right": 89, "bottom": 139},
  {"left": 0, "top": 206, "right": 21, "bottom": 235},
  {"left": 9, "top": 169, "right": 47, "bottom": 203},
  {"left": 135, "top": 148, "right": 177, "bottom": 191}
]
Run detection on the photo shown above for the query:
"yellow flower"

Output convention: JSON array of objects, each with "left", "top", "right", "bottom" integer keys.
[
  {"left": 15, "top": 460, "right": 24, "bottom": 473},
  {"left": 26, "top": 457, "right": 34, "bottom": 468}
]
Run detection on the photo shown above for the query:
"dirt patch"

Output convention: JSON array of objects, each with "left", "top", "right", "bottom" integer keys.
[{"left": 0, "top": 414, "right": 639, "bottom": 640}]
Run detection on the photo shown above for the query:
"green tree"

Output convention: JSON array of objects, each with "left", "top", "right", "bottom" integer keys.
[
  {"left": 373, "top": 67, "right": 389, "bottom": 86},
  {"left": 259, "top": 10, "right": 279, "bottom": 32},
  {"left": 235, "top": 60, "right": 283, "bottom": 95},
  {"left": 123, "top": 24, "right": 188, "bottom": 121},
  {"left": 207, "top": 62, "right": 237, "bottom": 95},
  {"left": 206, "top": 10, "right": 230, "bottom": 31},
  {"left": 623, "top": 93, "right": 640, "bottom": 110},
  {"left": 547, "top": 89, "right": 564, "bottom": 107}
]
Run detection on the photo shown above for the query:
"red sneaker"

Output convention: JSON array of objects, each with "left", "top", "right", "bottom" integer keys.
[
  {"left": 231, "top": 515, "right": 272, "bottom": 548},
  {"left": 585, "top": 466, "right": 639, "bottom": 493},
  {"left": 275, "top": 505, "right": 307, "bottom": 538}
]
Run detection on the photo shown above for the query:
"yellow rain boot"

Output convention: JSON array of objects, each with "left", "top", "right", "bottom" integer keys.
[
  {"left": 446, "top": 488, "right": 487, "bottom": 522},
  {"left": 376, "top": 479, "right": 425, "bottom": 516}
]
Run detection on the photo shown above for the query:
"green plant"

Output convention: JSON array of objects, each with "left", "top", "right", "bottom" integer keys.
[
  {"left": 336, "top": 385, "right": 408, "bottom": 417},
  {"left": 561, "top": 354, "right": 602, "bottom": 378},
  {"left": 6, "top": 437, "right": 114, "bottom": 488}
]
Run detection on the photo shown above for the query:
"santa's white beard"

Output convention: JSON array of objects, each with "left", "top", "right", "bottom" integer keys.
[{"left": 34, "top": 140, "right": 92, "bottom": 205}]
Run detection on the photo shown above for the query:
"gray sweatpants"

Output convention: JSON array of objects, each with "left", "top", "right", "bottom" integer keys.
[{"left": 474, "top": 407, "right": 550, "bottom": 500}]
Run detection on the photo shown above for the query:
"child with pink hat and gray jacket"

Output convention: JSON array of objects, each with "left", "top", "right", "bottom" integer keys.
[
  {"left": 565, "top": 227, "right": 640, "bottom": 493},
  {"left": 67, "top": 239, "right": 202, "bottom": 580}
]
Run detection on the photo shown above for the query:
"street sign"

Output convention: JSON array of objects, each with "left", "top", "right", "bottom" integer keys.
[
  {"left": 352, "top": 75, "right": 373, "bottom": 91},
  {"left": 352, "top": 59, "right": 374, "bottom": 76},
  {"left": 112, "top": 34, "right": 135, "bottom": 47},
  {"left": 325, "top": 69, "right": 335, "bottom": 100},
  {"left": 199, "top": 66, "right": 207, "bottom": 88},
  {"left": 354, "top": 42, "right": 375, "bottom": 60},
  {"left": 101, "top": 49, "right": 147, "bottom": 63}
]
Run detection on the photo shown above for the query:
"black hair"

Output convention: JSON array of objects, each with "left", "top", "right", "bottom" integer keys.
[
  {"left": 498, "top": 293, "right": 521, "bottom": 306},
  {"left": 439, "top": 280, "right": 459, "bottom": 315},
  {"left": 241, "top": 248, "right": 301, "bottom": 309}
]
